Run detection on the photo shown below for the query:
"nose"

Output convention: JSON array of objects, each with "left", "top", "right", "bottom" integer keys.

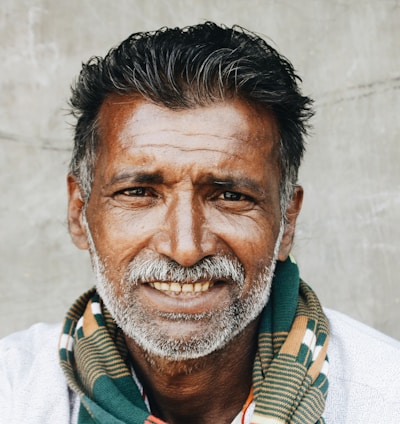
[{"left": 152, "top": 193, "right": 217, "bottom": 267}]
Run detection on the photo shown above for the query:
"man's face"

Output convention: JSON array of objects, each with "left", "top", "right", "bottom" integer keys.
[{"left": 69, "top": 96, "right": 300, "bottom": 360}]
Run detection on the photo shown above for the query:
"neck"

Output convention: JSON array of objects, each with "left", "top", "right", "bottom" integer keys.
[{"left": 125, "top": 319, "right": 259, "bottom": 424}]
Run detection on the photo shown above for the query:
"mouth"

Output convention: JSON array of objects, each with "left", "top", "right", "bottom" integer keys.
[
  {"left": 147, "top": 280, "right": 217, "bottom": 295},
  {"left": 139, "top": 279, "right": 231, "bottom": 315}
]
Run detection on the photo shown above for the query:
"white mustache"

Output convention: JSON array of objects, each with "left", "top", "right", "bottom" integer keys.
[{"left": 124, "top": 255, "right": 246, "bottom": 287}]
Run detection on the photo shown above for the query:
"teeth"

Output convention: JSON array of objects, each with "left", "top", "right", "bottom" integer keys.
[
  {"left": 181, "top": 284, "right": 193, "bottom": 293},
  {"left": 161, "top": 282, "right": 169, "bottom": 291},
  {"left": 149, "top": 281, "right": 213, "bottom": 293},
  {"left": 170, "top": 282, "right": 181, "bottom": 293}
]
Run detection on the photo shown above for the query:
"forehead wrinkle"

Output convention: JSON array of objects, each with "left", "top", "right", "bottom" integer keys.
[
  {"left": 100, "top": 99, "right": 278, "bottom": 157},
  {"left": 119, "top": 142, "right": 247, "bottom": 160},
  {"left": 119, "top": 128, "right": 261, "bottom": 144}
]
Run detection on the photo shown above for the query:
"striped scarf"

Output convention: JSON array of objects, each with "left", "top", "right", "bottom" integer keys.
[{"left": 59, "top": 256, "right": 329, "bottom": 423}]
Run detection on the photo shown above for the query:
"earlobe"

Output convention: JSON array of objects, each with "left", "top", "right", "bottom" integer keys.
[
  {"left": 67, "top": 174, "right": 89, "bottom": 250},
  {"left": 277, "top": 186, "right": 303, "bottom": 261}
]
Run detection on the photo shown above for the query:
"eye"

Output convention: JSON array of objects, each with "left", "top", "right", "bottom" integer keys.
[
  {"left": 112, "top": 186, "right": 158, "bottom": 209},
  {"left": 117, "top": 187, "right": 150, "bottom": 197},
  {"left": 221, "top": 191, "right": 248, "bottom": 201},
  {"left": 213, "top": 190, "right": 256, "bottom": 212}
]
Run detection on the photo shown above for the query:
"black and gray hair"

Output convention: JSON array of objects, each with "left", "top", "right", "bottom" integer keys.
[{"left": 69, "top": 22, "right": 313, "bottom": 212}]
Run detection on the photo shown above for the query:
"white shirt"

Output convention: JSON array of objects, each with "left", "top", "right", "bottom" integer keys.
[{"left": 1, "top": 309, "right": 400, "bottom": 423}]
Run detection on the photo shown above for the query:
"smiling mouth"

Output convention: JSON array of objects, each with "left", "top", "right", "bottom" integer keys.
[{"left": 148, "top": 281, "right": 216, "bottom": 294}]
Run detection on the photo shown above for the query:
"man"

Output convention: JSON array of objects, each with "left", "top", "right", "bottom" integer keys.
[{"left": 1, "top": 22, "right": 399, "bottom": 424}]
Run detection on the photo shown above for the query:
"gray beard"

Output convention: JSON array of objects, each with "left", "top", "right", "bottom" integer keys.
[{"left": 83, "top": 215, "right": 284, "bottom": 361}]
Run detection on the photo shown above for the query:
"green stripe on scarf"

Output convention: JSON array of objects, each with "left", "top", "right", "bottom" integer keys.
[
  {"left": 252, "top": 258, "right": 329, "bottom": 423},
  {"left": 59, "top": 257, "right": 329, "bottom": 423}
]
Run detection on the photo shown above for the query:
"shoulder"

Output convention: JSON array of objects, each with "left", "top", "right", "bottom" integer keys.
[
  {"left": 0, "top": 323, "right": 73, "bottom": 423},
  {"left": 323, "top": 309, "right": 400, "bottom": 423},
  {"left": 0, "top": 323, "right": 63, "bottom": 385},
  {"left": 1, "top": 322, "right": 61, "bottom": 355}
]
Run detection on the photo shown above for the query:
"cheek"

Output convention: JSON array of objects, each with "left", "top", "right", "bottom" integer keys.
[
  {"left": 209, "top": 212, "right": 280, "bottom": 268},
  {"left": 87, "top": 206, "right": 161, "bottom": 268}
]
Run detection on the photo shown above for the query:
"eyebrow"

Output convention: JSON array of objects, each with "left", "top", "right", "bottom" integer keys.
[
  {"left": 205, "top": 175, "right": 266, "bottom": 196},
  {"left": 108, "top": 171, "right": 164, "bottom": 186}
]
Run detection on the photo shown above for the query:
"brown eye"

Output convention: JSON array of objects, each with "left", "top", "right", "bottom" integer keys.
[
  {"left": 223, "top": 191, "right": 245, "bottom": 201},
  {"left": 120, "top": 187, "right": 148, "bottom": 196}
]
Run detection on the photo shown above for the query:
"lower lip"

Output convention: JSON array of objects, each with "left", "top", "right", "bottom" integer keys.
[{"left": 138, "top": 283, "right": 231, "bottom": 315}]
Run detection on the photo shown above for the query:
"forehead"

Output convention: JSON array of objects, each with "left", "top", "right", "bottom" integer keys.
[
  {"left": 94, "top": 96, "right": 281, "bottom": 190},
  {"left": 97, "top": 95, "right": 280, "bottom": 155}
]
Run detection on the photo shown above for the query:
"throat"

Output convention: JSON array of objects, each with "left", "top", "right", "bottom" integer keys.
[
  {"left": 125, "top": 318, "right": 259, "bottom": 424},
  {"left": 144, "top": 369, "right": 251, "bottom": 424}
]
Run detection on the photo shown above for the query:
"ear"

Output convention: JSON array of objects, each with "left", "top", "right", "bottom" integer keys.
[
  {"left": 67, "top": 174, "right": 89, "bottom": 250},
  {"left": 277, "top": 186, "right": 303, "bottom": 261}
]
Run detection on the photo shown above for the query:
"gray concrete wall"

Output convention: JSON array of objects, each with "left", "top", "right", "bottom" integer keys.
[{"left": 1, "top": 0, "right": 399, "bottom": 339}]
